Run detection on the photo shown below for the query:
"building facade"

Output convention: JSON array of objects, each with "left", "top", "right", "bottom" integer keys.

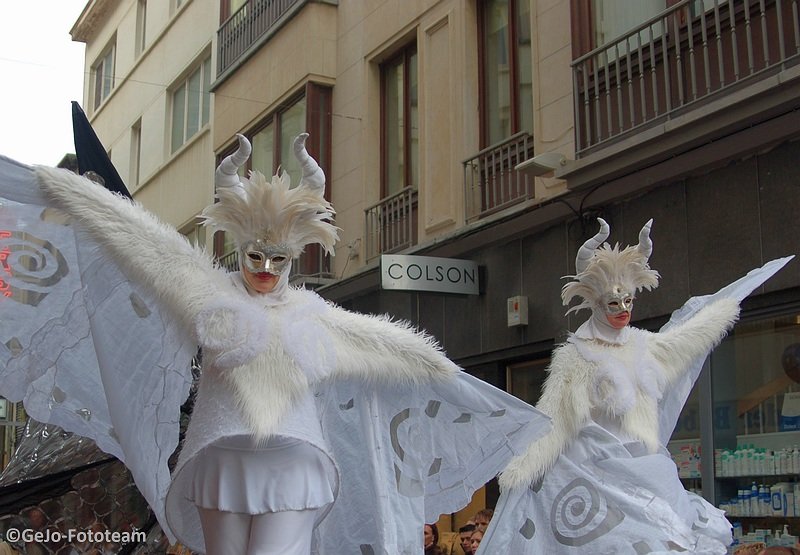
[{"left": 71, "top": 0, "right": 800, "bottom": 541}]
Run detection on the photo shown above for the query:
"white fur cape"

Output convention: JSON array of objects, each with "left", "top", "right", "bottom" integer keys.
[
  {"left": 500, "top": 297, "right": 740, "bottom": 491},
  {"left": 0, "top": 162, "right": 551, "bottom": 552},
  {"left": 478, "top": 258, "right": 792, "bottom": 555}
]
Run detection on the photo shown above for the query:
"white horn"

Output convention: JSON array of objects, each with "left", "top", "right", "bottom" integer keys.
[
  {"left": 637, "top": 218, "right": 654, "bottom": 261},
  {"left": 215, "top": 134, "right": 251, "bottom": 189},
  {"left": 575, "top": 218, "right": 610, "bottom": 274},
  {"left": 293, "top": 133, "right": 325, "bottom": 194}
]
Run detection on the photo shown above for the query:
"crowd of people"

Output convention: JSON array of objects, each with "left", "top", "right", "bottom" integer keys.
[{"left": 423, "top": 509, "right": 492, "bottom": 555}]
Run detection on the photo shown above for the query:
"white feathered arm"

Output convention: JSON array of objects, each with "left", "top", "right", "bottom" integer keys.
[
  {"left": 499, "top": 345, "right": 592, "bottom": 490},
  {"left": 318, "top": 306, "right": 460, "bottom": 383},
  {"left": 648, "top": 297, "right": 740, "bottom": 386},
  {"left": 34, "top": 167, "right": 260, "bottom": 352}
]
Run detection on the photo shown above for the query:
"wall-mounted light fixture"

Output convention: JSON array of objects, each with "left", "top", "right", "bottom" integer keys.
[{"left": 515, "top": 152, "right": 572, "bottom": 177}]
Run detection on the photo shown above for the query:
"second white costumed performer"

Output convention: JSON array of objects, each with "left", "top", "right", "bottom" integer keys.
[
  {"left": 476, "top": 218, "right": 792, "bottom": 555},
  {"left": 0, "top": 135, "right": 550, "bottom": 555}
]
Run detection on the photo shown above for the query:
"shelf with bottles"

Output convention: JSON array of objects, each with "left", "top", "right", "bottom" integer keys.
[{"left": 715, "top": 431, "right": 800, "bottom": 478}]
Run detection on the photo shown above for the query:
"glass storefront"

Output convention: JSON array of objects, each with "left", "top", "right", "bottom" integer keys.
[{"left": 670, "top": 311, "right": 800, "bottom": 541}]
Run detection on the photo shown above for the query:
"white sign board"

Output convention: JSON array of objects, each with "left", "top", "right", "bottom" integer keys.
[{"left": 381, "top": 254, "right": 479, "bottom": 295}]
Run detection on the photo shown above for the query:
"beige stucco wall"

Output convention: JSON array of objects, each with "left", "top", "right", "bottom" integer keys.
[{"left": 76, "top": 0, "right": 218, "bottom": 232}]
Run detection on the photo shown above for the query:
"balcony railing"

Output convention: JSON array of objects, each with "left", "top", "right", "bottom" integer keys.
[
  {"left": 463, "top": 132, "right": 535, "bottom": 223},
  {"left": 217, "top": 0, "right": 302, "bottom": 75},
  {"left": 365, "top": 187, "right": 418, "bottom": 261},
  {"left": 572, "top": 0, "right": 800, "bottom": 155}
]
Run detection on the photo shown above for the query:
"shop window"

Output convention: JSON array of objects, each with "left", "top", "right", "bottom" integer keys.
[
  {"left": 507, "top": 358, "right": 550, "bottom": 405},
  {"left": 665, "top": 311, "right": 800, "bottom": 536}
]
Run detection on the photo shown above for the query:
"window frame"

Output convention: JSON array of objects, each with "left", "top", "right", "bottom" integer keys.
[
  {"left": 92, "top": 40, "right": 116, "bottom": 111},
  {"left": 135, "top": 0, "right": 148, "bottom": 57},
  {"left": 380, "top": 43, "right": 419, "bottom": 200},
  {"left": 170, "top": 55, "right": 212, "bottom": 154},
  {"left": 477, "top": 0, "right": 533, "bottom": 148},
  {"left": 213, "top": 83, "right": 333, "bottom": 261},
  {"left": 130, "top": 119, "right": 142, "bottom": 188}
]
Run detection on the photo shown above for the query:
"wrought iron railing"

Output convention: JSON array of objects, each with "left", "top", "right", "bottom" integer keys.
[
  {"left": 365, "top": 187, "right": 418, "bottom": 261},
  {"left": 462, "top": 132, "right": 535, "bottom": 223},
  {"left": 573, "top": 0, "right": 800, "bottom": 155},
  {"left": 217, "top": 0, "right": 303, "bottom": 75}
]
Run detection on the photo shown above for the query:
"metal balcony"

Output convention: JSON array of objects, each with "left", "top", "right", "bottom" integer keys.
[
  {"left": 217, "top": 0, "right": 304, "bottom": 75},
  {"left": 462, "top": 132, "right": 535, "bottom": 223},
  {"left": 572, "top": 0, "right": 800, "bottom": 156},
  {"left": 364, "top": 187, "right": 418, "bottom": 261}
]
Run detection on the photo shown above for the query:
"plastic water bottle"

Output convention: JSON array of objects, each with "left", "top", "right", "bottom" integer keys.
[
  {"left": 760, "top": 484, "right": 771, "bottom": 517},
  {"left": 750, "top": 482, "right": 760, "bottom": 516}
]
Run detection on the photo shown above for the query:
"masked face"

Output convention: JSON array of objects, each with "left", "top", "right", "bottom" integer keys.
[
  {"left": 602, "top": 285, "right": 634, "bottom": 329},
  {"left": 240, "top": 240, "right": 292, "bottom": 276}
]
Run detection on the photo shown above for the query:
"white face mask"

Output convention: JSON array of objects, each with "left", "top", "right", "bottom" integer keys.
[
  {"left": 240, "top": 240, "right": 292, "bottom": 276},
  {"left": 602, "top": 286, "right": 634, "bottom": 316}
]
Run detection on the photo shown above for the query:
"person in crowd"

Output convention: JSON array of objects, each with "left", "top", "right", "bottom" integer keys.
[
  {"left": 469, "top": 529, "right": 484, "bottom": 553},
  {"left": 458, "top": 524, "right": 477, "bottom": 555},
  {"left": 475, "top": 218, "right": 792, "bottom": 554},
  {"left": 472, "top": 509, "right": 493, "bottom": 533},
  {"left": 0, "top": 135, "right": 550, "bottom": 555},
  {"left": 424, "top": 523, "right": 444, "bottom": 555}
]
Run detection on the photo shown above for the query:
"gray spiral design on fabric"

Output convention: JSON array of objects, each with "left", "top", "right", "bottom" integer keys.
[
  {"left": 0, "top": 231, "right": 69, "bottom": 306},
  {"left": 550, "top": 477, "right": 624, "bottom": 546}
]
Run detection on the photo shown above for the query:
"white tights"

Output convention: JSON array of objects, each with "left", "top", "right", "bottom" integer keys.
[{"left": 197, "top": 507, "right": 317, "bottom": 555}]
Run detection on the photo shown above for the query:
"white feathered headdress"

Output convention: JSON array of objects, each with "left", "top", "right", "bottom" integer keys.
[
  {"left": 561, "top": 218, "right": 660, "bottom": 315},
  {"left": 201, "top": 133, "right": 338, "bottom": 258}
]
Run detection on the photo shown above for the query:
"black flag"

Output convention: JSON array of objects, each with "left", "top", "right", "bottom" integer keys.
[{"left": 71, "top": 101, "right": 131, "bottom": 198}]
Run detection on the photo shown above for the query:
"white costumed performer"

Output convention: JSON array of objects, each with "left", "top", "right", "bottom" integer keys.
[
  {"left": 476, "top": 218, "right": 792, "bottom": 555},
  {"left": 0, "top": 135, "right": 550, "bottom": 554}
]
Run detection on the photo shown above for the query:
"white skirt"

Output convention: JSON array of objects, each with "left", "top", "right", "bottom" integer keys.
[{"left": 190, "top": 435, "right": 336, "bottom": 514}]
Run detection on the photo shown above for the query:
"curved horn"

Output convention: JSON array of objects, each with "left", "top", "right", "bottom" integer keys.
[
  {"left": 215, "top": 134, "right": 251, "bottom": 189},
  {"left": 293, "top": 133, "right": 325, "bottom": 194},
  {"left": 637, "top": 218, "right": 654, "bottom": 261},
  {"left": 575, "top": 218, "right": 610, "bottom": 274}
]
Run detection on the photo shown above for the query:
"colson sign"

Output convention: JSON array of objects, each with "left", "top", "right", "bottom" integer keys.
[{"left": 380, "top": 254, "right": 479, "bottom": 295}]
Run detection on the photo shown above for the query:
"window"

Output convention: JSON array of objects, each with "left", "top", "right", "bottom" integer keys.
[
  {"left": 591, "top": 0, "right": 664, "bottom": 50},
  {"left": 182, "top": 221, "right": 206, "bottom": 248},
  {"left": 248, "top": 96, "right": 307, "bottom": 184},
  {"left": 220, "top": 0, "right": 247, "bottom": 22},
  {"left": 171, "top": 57, "right": 212, "bottom": 153},
  {"left": 366, "top": 44, "right": 420, "bottom": 260},
  {"left": 215, "top": 84, "right": 332, "bottom": 276},
  {"left": 130, "top": 119, "right": 142, "bottom": 187},
  {"left": 92, "top": 42, "right": 116, "bottom": 110},
  {"left": 479, "top": 0, "right": 532, "bottom": 147},
  {"left": 381, "top": 44, "right": 418, "bottom": 197},
  {"left": 136, "top": 0, "right": 147, "bottom": 57}
]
